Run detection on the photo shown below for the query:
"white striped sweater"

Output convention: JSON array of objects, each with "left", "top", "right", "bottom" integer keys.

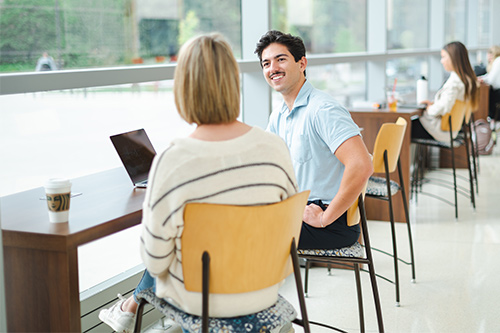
[{"left": 140, "top": 127, "right": 298, "bottom": 317}]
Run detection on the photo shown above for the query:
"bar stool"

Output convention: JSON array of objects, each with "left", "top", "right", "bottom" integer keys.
[
  {"left": 365, "top": 117, "right": 415, "bottom": 307},
  {"left": 411, "top": 100, "right": 468, "bottom": 219}
]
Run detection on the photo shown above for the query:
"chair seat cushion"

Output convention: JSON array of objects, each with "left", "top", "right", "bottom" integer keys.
[
  {"left": 366, "top": 176, "right": 401, "bottom": 197},
  {"left": 297, "top": 242, "right": 363, "bottom": 258},
  {"left": 412, "top": 137, "right": 463, "bottom": 148},
  {"left": 135, "top": 288, "right": 296, "bottom": 332}
]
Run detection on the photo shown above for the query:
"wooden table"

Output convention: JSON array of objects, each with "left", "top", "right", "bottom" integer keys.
[
  {"left": 350, "top": 107, "right": 421, "bottom": 222},
  {"left": 474, "top": 82, "right": 490, "bottom": 121},
  {"left": 1, "top": 168, "right": 146, "bottom": 332}
]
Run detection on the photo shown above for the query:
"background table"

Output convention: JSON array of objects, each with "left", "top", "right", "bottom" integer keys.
[
  {"left": 1, "top": 168, "right": 145, "bottom": 332},
  {"left": 350, "top": 107, "right": 420, "bottom": 222}
]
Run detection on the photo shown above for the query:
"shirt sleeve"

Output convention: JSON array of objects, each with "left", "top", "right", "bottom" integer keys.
[
  {"left": 425, "top": 82, "right": 461, "bottom": 118},
  {"left": 313, "top": 102, "right": 361, "bottom": 154}
]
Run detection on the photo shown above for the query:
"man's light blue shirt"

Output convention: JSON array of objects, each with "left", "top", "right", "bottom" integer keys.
[{"left": 267, "top": 80, "right": 361, "bottom": 203}]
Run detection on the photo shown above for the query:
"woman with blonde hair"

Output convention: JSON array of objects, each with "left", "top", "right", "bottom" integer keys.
[
  {"left": 99, "top": 33, "right": 298, "bottom": 333},
  {"left": 479, "top": 45, "right": 500, "bottom": 121},
  {"left": 481, "top": 45, "right": 500, "bottom": 87},
  {"left": 412, "top": 41, "right": 479, "bottom": 141}
]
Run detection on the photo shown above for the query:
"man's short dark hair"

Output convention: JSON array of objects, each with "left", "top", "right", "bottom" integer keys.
[{"left": 255, "top": 30, "right": 307, "bottom": 75}]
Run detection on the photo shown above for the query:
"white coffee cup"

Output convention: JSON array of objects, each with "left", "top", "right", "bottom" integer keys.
[{"left": 44, "top": 178, "right": 72, "bottom": 223}]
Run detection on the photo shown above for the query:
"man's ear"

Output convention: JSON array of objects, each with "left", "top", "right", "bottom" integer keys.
[{"left": 299, "top": 56, "right": 307, "bottom": 72}]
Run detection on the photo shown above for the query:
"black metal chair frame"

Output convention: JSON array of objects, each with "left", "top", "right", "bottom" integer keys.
[
  {"left": 299, "top": 195, "right": 385, "bottom": 333},
  {"left": 365, "top": 151, "right": 416, "bottom": 307},
  {"left": 412, "top": 113, "right": 475, "bottom": 219}
]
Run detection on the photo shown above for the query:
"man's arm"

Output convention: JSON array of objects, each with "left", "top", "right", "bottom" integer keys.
[{"left": 303, "top": 135, "right": 373, "bottom": 227}]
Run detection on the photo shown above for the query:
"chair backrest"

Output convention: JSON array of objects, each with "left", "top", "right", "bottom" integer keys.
[
  {"left": 181, "top": 191, "right": 310, "bottom": 294},
  {"left": 372, "top": 117, "right": 407, "bottom": 174},
  {"left": 440, "top": 99, "right": 467, "bottom": 132},
  {"left": 346, "top": 181, "right": 368, "bottom": 227}
]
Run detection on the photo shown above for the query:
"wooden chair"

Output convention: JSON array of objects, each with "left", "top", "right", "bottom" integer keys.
[
  {"left": 364, "top": 118, "right": 415, "bottom": 308},
  {"left": 411, "top": 100, "right": 468, "bottom": 219},
  {"left": 298, "top": 194, "right": 385, "bottom": 333},
  {"left": 133, "top": 191, "right": 311, "bottom": 333}
]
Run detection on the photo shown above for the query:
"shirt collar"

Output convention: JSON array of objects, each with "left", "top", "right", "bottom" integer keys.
[{"left": 279, "top": 80, "right": 313, "bottom": 115}]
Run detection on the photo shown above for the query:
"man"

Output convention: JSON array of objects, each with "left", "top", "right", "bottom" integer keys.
[{"left": 255, "top": 30, "right": 373, "bottom": 250}]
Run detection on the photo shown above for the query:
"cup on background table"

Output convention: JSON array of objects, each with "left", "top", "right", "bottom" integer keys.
[
  {"left": 386, "top": 91, "right": 398, "bottom": 112},
  {"left": 44, "top": 178, "right": 72, "bottom": 223}
]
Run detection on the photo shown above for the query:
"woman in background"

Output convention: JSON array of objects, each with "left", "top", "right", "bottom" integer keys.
[
  {"left": 479, "top": 45, "right": 500, "bottom": 90},
  {"left": 99, "top": 33, "right": 298, "bottom": 333},
  {"left": 413, "top": 41, "right": 478, "bottom": 142},
  {"left": 479, "top": 45, "right": 500, "bottom": 122}
]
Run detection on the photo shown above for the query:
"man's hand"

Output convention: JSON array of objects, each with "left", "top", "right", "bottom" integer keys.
[{"left": 303, "top": 203, "right": 325, "bottom": 228}]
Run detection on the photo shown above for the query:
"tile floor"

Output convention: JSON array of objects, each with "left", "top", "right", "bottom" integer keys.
[{"left": 278, "top": 143, "right": 500, "bottom": 332}]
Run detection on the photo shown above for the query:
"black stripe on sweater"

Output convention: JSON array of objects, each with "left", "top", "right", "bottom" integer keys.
[
  {"left": 159, "top": 183, "right": 288, "bottom": 226},
  {"left": 140, "top": 237, "right": 175, "bottom": 259},
  {"left": 151, "top": 162, "right": 296, "bottom": 210}
]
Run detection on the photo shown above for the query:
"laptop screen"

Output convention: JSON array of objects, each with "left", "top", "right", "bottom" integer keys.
[{"left": 110, "top": 129, "right": 156, "bottom": 185}]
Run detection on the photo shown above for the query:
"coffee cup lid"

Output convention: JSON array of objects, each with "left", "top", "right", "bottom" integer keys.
[{"left": 44, "top": 178, "right": 72, "bottom": 189}]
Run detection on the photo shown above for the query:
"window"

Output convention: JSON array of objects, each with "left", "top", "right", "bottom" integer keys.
[
  {"left": 387, "top": 0, "right": 429, "bottom": 50},
  {"left": 445, "top": 0, "right": 467, "bottom": 43},
  {"left": 478, "top": 0, "right": 491, "bottom": 47},
  {"left": 271, "top": 62, "right": 366, "bottom": 110},
  {"left": 386, "top": 57, "right": 428, "bottom": 97},
  {"left": 271, "top": 0, "right": 366, "bottom": 54},
  {"left": 0, "top": 0, "right": 242, "bottom": 73},
  {"left": 0, "top": 82, "right": 194, "bottom": 196}
]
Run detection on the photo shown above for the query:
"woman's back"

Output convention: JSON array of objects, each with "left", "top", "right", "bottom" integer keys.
[{"left": 140, "top": 127, "right": 298, "bottom": 317}]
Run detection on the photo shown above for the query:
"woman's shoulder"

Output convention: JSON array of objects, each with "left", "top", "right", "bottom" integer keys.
[{"left": 249, "top": 127, "right": 288, "bottom": 146}]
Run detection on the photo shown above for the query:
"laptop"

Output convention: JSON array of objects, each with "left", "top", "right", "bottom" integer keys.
[{"left": 110, "top": 129, "right": 156, "bottom": 188}]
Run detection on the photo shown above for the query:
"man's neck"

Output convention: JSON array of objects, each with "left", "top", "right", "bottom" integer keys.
[{"left": 283, "top": 79, "right": 306, "bottom": 112}]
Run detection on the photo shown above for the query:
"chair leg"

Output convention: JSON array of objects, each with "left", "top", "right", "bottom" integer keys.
[
  {"left": 471, "top": 114, "right": 480, "bottom": 174},
  {"left": 384, "top": 152, "right": 400, "bottom": 307},
  {"left": 419, "top": 145, "right": 426, "bottom": 192},
  {"left": 134, "top": 299, "right": 148, "bottom": 333},
  {"left": 358, "top": 196, "right": 385, "bottom": 333},
  {"left": 411, "top": 143, "right": 420, "bottom": 202},
  {"left": 468, "top": 119, "right": 479, "bottom": 193},
  {"left": 463, "top": 125, "right": 476, "bottom": 209},
  {"left": 451, "top": 139, "right": 459, "bottom": 220},
  {"left": 290, "top": 240, "right": 311, "bottom": 333},
  {"left": 354, "top": 264, "right": 365, "bottom": 333},
  {"left": 398, "top": 160, "right": 416, "bottom": 282},
  {"left": 389, "top": 214, "right": 400, "bottom": 306},
  {"left": 304, "top": 259, "right": 311, "bottom": 298}
]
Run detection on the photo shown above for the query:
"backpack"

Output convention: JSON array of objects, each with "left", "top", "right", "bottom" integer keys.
[{"left": 474, "top": 119, "right": 494, "bottom": 155}]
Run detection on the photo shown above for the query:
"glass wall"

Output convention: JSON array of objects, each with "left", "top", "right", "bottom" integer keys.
[
  {"left": 478, "top": 0, "right": 491, "bottom": 47},
  {"left": 0, "top": 82, "right": 193, "bottom": 196},
  {"left": 271, "top": 62, "right": 366, "bottom": 110},
  {"left": 445, "top": 0, "right": 467, "bottom": 43},
  {"left": 271, "top": 0, "right": 366, "bottom": 54},
  {"left": 0, "top": 0, "right": 242, "bottom": 73},
  {"left": 386, "top": 57, "right": 428, "bottom": 99},
  {"left": 387, "top": 0, "right": 429, "bottom": 50}
]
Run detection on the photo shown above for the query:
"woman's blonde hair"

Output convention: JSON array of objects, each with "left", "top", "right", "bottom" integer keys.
[
  {"left": 487, "top": 45, "right": 500, "bottom": 72},
  {"left": 174, "top": 33, "right": 240, "bottom": 125},
  {"left": 443, "top": 41, "right": 479, "bottom": 110}
]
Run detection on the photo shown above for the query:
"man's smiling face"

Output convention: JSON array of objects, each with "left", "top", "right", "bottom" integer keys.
[{"left": 261, "top": 43, "right": 306, "bottom": 98}]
